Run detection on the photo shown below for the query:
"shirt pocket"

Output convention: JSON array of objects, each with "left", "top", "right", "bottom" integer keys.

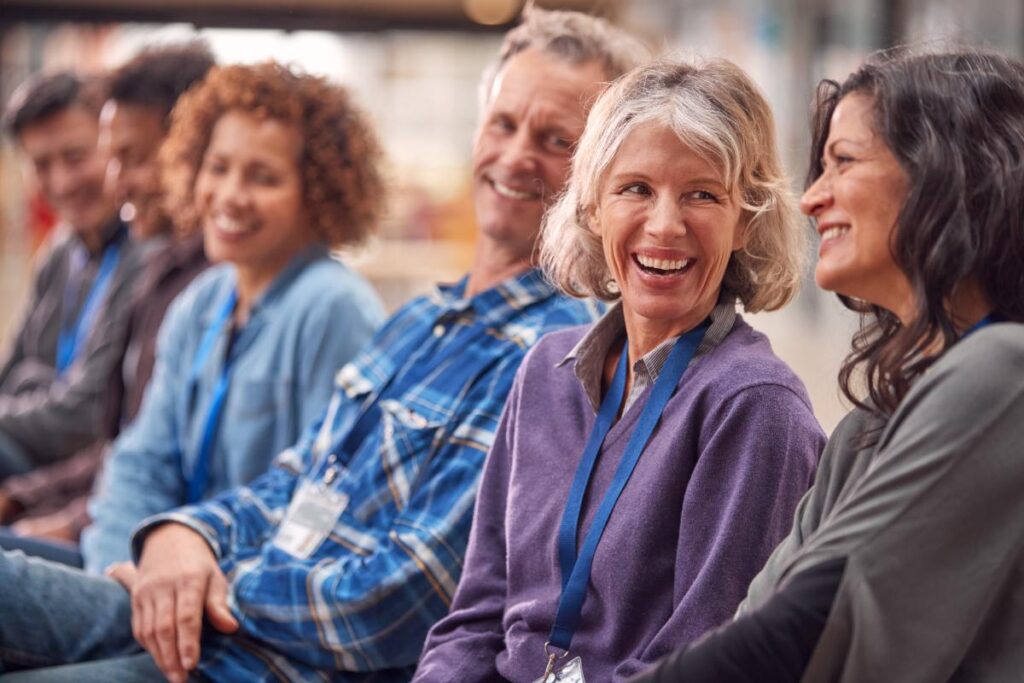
[
  {"left": 222, "top": 378, "right": 300, "bottom": 484},
  {"left": 374, "top": 398, "right": 449, "bottom": 512}
]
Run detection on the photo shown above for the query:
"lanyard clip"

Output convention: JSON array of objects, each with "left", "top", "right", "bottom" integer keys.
[{"left": 541, "top": 642, "right": 569, "bottom": 681}]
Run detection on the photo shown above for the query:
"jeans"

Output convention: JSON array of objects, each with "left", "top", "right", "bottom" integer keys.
[
  {"left": 0, "top": 550, "right": 162, "bottom": 682},
  {"left": 0, "top": 530, "right": 82, "bottom": 568}
]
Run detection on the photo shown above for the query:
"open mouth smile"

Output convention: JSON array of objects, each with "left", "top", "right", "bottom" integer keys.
[{"left": 634, "top": 253, "right": 693, "bottom": 276}]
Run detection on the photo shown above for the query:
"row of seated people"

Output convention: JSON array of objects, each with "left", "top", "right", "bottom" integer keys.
[{"left": 0, "top": 7, "right": 1021, "bottom": 683}]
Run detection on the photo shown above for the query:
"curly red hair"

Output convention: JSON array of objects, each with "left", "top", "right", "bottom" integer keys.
[{"left": 161, "top": 62, "right": 384, "bottom": 247}]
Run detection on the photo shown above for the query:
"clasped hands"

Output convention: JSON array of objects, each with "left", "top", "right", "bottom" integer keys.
[{"left": 106, "top": 523, "right": 239, "bottom": 683}]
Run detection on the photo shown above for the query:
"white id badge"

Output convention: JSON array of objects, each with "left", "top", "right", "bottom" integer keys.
[
  {"left": 273, "top": 480, "right": 349, "bottom": 558},
  {"left": 532, "top": 657, "right": 585, "bottom": 683}
]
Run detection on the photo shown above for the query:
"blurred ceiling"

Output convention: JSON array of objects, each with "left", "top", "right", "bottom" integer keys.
[{"left": 1, "top": 0, "right": 621, "bottom": 32}]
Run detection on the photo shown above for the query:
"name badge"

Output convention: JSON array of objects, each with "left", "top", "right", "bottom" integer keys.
[
  {"left": 273, "top": 480, "right": 349, "bottom": 558},
  {"left": 532, "top": 657, "right": 585, "bottom": 683}
]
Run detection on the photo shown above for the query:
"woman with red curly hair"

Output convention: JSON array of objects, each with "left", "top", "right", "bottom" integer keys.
[{"left": 81, "top": 62, "right": 387, "bottom": 573}]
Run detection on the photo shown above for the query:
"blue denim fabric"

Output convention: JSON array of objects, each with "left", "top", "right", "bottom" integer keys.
[
  {"left": 0, "top": 529, "right": 82, "bottom": 567},
  {"left": 82, "top": 246, "right": 385, "bottom": 572},
  {"left": 0, "top": 550, "right": 140, "bottom": 673}
]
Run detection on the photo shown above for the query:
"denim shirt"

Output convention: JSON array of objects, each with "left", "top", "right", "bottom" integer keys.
[{"left": 83, "top": 245, "right": 385, "bottom": 572}]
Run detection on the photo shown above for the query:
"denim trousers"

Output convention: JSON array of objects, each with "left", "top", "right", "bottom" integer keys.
[{"left": 0, "top": 549, "right": 163, "bottom": 682}]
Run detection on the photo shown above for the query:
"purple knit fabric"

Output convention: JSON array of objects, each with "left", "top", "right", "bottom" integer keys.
[{"left": 414, "top": 316, "right": 825, "bottom": 683}]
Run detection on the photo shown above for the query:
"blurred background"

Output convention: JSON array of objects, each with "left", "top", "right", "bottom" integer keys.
[{"left": 1, "top": 0, "right": 1020, "bottom": 433}]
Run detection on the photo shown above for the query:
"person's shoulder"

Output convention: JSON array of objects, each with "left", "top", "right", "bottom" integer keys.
[
  {"left": 287, "top": 254, "right": 385, "bottom": 320},
  {"left": 914, "top": 321, "right": 1024, "bottom": 404},
  {"left": 948, "top": 321, "right": 1024, "bottom": 370},
  {"left": 696, "top": 316, "right": 812, "bottom": 401},
  {"left": 169, "top": 263, "right": 235, "bottom": 316},
  {"left": 526, "top": 292, "right": 604, "bottom": 331}
]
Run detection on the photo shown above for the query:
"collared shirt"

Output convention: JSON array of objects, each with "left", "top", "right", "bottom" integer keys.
[
  {"left": 84, "top": 245, "right": 385, "bottom": 572},
  {"left": 135, "top": 268, "right": 601, "bottom": 682},
  {"left": 560, "top": 296, "right": 738, "bottom": 414},
  {"left": 0, "top": 217, "right": 152, "bottom": 468}
]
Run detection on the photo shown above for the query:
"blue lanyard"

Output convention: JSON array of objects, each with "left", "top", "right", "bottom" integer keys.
[
  {"left": 185, "top": 288, "right": 238, "bottom": 504},
  {"left": 55, "top": 239, "right": 123, "bottom": 376},
  {"left": 548, "top": 320, "right": 710, "bottom": 653}
]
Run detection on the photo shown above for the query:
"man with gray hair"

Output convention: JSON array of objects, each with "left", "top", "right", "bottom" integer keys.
[{"left": 0, "top": 8, "right": 646, "bottom": 683}]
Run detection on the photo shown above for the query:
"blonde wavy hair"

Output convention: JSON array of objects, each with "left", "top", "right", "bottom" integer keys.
[{"left": 540, "top": 57, "right": 805, "bottom": 312}]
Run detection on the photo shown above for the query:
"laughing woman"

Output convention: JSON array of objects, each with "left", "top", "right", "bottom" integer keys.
[
  {"left": 414, "top": 59, "right": 825, "bottom": 683},
  {"left": 631, "top": 49, "right": 1024, "bottom": 683},
  {"left": 82, "top": 63, "right": 386, "bottom": 573}
]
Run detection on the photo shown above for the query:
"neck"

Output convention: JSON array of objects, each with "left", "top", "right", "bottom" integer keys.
[
  {"left": 78, "top": 223, "right": 108, "bottom": 255},
  {"left": 621, "top": 298, "right": 716, "bottom": 366},
  {"left": 464, "top": 239, "right": 533, "bottom": 298},
  {"left": 947, "top": 279, "right": 994, "bottom": 333},
  {"left": 233, "top": 266, "right": 277, "bottom": 326}
]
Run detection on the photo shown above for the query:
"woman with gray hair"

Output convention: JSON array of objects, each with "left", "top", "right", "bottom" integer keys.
[{"left": 415, "top": 58, "right": 824, "bottom": 683}]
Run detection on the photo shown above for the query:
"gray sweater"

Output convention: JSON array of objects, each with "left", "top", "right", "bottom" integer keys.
[
  {"left": 739, "top": 322, "right": 1024, "bottom": 683},
  {"left": 415, "top": 315, "right": 824, "bottom": 683}
]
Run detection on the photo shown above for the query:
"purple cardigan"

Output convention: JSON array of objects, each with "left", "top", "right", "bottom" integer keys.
[{"left": 414, "top": 317, "right": 825, "bottom": 683}]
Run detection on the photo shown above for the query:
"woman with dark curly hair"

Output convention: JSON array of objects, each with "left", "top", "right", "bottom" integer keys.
[
  {"left": 631, "top": 48, "right": 1024, "bottom": 683},
  {"left": 81, "top": 62, "right": 386, "bottom": 573}
]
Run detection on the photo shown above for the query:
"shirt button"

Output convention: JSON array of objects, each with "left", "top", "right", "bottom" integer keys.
[
  {"left": 432, "top": 324, "right": 445, "bottom": 337},
  {"left": 327, "top": 453, "right": 338, "bottom": 465}
]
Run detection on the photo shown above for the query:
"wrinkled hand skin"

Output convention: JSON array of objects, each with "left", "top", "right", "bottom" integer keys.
[{"left": 132, "top": 523, "right": 240, "bottom": 683}]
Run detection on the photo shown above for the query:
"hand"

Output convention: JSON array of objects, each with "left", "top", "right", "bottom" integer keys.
[
  {"left": 105, "top": 562, "right": 138, "bottom": 591},
  {"left": 10, "top": 510, "right": 76, "bottom": 542},
  {"left": 133, "top": 523, "right": 239, "bottom": 683}
]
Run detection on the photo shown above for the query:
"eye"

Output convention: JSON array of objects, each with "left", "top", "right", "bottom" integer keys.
[
  {"left": 619, "top": 182, "right": 651, "bottom": 196},
  {"left": 491, "top": 115, "right": 515, "bottom": 134},
  {"left": 544, "top": 133, "right": 572, "bottom": 153},
  {"left": 688, "top": 190, "right": 720, "bottom": 203},
  {"left": 249, "top": 167, "right": 281, "bottom": 185}
]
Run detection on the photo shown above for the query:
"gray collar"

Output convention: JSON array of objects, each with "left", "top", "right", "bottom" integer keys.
[{"left": 558, "top": 295, "right": 738, "bottom": 412}]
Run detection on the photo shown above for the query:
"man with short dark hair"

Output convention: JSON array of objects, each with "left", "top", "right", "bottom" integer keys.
[
  {"left": 0, "top": 10, "right": 647, "bottom": 682},
  {"left": 0, "top": 44, "right": 215, "bottom": 556},
  {"left": 0, "top": 72, "right": 148, "bottom": 478}
]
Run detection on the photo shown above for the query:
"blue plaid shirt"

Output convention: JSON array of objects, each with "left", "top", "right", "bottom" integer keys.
[{"left": 134, "top": 268, "right": 601, "bottom": 682}]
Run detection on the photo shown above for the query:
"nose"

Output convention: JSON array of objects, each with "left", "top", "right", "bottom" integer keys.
[
  {"left": 800, "top": 172, "right": 832, "bottom": 217},
  {"left": 644, "top": 195, "right": 687, "bottom": 238},
  {"left": 49, "top": 159, "right": 78, "bottom": 200},
  {"left": 497, "top": 126, "right": 538, "bottom": 176},
  {"left": 210, "top": 169, "right": 251, "bottom": 213},
  {"left": 106, "top": 157, "right": 125, "bottom": 200}
]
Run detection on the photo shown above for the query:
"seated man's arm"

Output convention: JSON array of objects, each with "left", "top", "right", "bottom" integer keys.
[{"left": 413, "top": 365, "right": 523, "bottom": 683}]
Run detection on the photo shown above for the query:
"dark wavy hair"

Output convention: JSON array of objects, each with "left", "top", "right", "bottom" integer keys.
[
  {"left": 109, "top": 41, "right": 215, "bottom": 121},
  {"left": 808, "top": 49, "right": 1024, "bottom": 422}
]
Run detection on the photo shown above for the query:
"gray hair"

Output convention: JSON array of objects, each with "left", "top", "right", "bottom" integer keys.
[
  {"left": 540, "top": 57, "right": 805, "bottom": 312},
  {"left": 479, "top": 6, "right": 650, "bottom": 110}
]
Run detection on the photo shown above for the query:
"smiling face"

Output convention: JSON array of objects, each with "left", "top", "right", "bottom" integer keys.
[
  {"left": 194, "top": 110, "right": 313, "bottom": 291},
  {"left": 593, "top": 121, "right": 746, "bottom": 344},
  {"left": 472, "top": 48, "right": 608, "bottom": 261},
  {"left": 801, "top": 93, "right": 913, "bottom": 320},
  {"left": 100, "top": 100, "right": 169, "bottom": 237},
  {"left": 19, "top": 105, "right": 114, "bottom": 242}
]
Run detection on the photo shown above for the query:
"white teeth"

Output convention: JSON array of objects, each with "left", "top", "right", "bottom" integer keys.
[
  {"left": 213, "top": 215, "right": 252, "bottom": 234},
  {"left": 491, "top": 180, "right": 537, "bottom": 201},
  {"left": 636, "top": 254, "right": 690, "bottom": 272},
  {"left": 821, "top": 226, "right": 849, "bottom": 242}
]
